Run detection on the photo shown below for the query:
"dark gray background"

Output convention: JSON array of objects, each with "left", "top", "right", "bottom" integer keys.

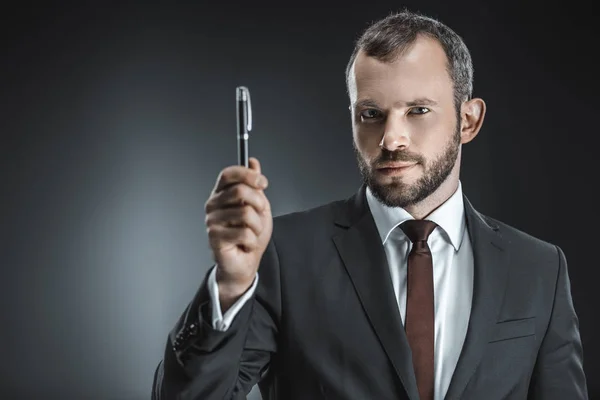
[{"left": 2, "top": 2, "right": 597, "bottom": 399}]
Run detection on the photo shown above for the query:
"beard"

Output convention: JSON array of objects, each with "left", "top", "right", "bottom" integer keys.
[{"left": 354, "top": 123, "right": 461, "bottom": 209}]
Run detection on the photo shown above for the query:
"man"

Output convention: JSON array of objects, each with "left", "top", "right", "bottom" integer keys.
[{"left": 152, "top": 10, "right": 588, "bottom": 400}]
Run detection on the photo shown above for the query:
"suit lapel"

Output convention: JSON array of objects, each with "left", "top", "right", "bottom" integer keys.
[
  {"left": 332, "top": 185, "right": 420, "bottom": 400},
  {"left": 444, "top": 195, "right": 510, "bottom": 399}
]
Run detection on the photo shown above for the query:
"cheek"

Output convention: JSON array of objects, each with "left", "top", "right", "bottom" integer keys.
[
  {"left": 354, "top": 124, "right": 382, "bottom": 149},
  {"left": 411, "top": 114, "right": 444, "bottom": 135},
  {"left": 354, "top": 133, "right": 381, "bottom": 164},
  {"left": 409, "top": 114, "right": 454, "bottom": 147}
]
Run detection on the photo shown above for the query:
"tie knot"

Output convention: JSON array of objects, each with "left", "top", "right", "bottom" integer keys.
[{"left": 400, "top": 219, "right": 438, "bottom": 243}]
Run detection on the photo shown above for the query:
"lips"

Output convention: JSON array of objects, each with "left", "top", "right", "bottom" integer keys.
[
  {"left": 376, "top": 162, "right": 417, "bottom": 170},
  {"left": 375, "top": 163, "right": 418, "bottom": 176}
]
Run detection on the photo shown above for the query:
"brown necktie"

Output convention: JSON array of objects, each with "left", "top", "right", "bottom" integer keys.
[{"left": 401, "top": 219, "right": 437, "bottom": 400}]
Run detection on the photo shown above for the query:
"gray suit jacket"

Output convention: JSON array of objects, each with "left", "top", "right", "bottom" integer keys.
[{"left": 152, "top": 185, "right": 588, "bottom": 399}]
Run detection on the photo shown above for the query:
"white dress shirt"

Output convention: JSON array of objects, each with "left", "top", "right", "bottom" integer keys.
[
  {"left": 207, "top": 181, "right": 474, "bottom": 400},
  {"left": 207, "top": 263, "right": 258, "bottom": 332}
]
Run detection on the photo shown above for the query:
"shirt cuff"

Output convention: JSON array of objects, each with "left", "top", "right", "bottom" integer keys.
[{"left": 207, "top": 265, "right": 259, "bottom": 331}]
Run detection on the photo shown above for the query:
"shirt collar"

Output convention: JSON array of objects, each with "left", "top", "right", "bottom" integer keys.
[{"left": 365, "top": 181, "right": 466, "bottom": 251}]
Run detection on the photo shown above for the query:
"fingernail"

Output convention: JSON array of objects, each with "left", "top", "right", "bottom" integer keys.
[{"left": 256, "top": 176, "right": 267, "bottom": 188}]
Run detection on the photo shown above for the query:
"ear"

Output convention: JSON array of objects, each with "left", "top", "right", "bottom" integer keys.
[{"left": 459, "top": 97, "right": 486, "bottom": 144}]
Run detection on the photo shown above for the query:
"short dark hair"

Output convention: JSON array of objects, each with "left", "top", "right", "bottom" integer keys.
[{"left": 345, "top": 10, "right": 474, "bottom": 107}]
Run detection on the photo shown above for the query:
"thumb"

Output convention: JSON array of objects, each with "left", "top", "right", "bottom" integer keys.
[{"left": 248, "top": 157, "right": 261, "bottom": 174}]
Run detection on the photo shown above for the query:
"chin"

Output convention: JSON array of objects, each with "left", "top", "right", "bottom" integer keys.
[{"left": 375, "top": 170, "right": 420, "bottom": 185}]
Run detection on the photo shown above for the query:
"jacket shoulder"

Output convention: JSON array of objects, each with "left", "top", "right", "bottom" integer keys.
[
  {"left": 481, "top": 213, "right": 560, "bottom": 256},
  {"left": 272, "top": 197, "right": 346, "bottom": 230}
]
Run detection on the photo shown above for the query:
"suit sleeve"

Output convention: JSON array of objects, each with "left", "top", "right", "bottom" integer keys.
[
  {"left": 152, "top": 238, "right": 282, "bottom": 400},
  {"left": 528, "top": 245, "right": 588, "bottom": 399}
]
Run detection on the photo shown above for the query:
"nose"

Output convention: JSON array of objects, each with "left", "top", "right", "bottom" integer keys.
[{"left": 379, "top": 114, "right": 410, "bottom": 151}]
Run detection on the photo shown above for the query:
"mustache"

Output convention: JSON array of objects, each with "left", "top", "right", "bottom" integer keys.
[{"left": 373, "top": 149, "right": 423, "bottom": 166}]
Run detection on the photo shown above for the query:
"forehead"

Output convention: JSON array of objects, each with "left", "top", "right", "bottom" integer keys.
[{"left": 349, "top": 35, "right": 453, "bottom": 104}]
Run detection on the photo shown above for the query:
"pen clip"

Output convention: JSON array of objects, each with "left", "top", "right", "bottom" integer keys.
[
  {"left": 237, "top": 86, "right": 252, "bottom": 132},
  {"left": 245, "top": 89, "right": 252, "bottom": 132}
]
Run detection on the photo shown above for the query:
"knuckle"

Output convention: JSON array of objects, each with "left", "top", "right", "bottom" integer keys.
[
  {"left": 206, "top": 225, "right": 217, "bottom": 238},
  {"left": 256, "top": 194, "right": 266, "bottom": 211},
  {"left": 243, "top": 227, "right": 254, "bottom": 240},
  {"left": 232, "top": 184, "right": 245, "bottom": 199},
  {"left": 218, "top": 168, "right": 235, "bottom": 185},
  {"left": 240, "top": 205, "right": 252, "bottom": 220},
  {"left": 216, "top": 170, "right": 227, "bottom": 185},
  {"left": 204, "top": 197, "right": 213, "bottom": 212},
  {"left": 205, "top": 212, "right": 215, "bottom": 226},
  {"left": 221, "top": 166, "right": 234, "bottom": 177}
]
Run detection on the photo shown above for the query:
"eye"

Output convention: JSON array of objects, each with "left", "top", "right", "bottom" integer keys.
[
  {"left": 408, "top": 107, "right": 430, "bottom": 115},
  {"left": 359, "top": 109, "right": 382, "bottom": 121}
]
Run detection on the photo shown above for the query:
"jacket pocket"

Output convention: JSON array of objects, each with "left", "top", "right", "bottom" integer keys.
[{"left": 488, "top": 317, "right": 536, "bottom": 343}]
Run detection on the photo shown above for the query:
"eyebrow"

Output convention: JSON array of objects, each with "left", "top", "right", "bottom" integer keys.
[
  {"left": 353, "top": 97, "right": 438, "bottom": 109},
  {"left": 405, "top": 98, "right": 438, "bottom": 107}
]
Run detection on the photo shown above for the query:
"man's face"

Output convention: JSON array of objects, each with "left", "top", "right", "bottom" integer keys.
[{"left": 348, "top": 35, "right": 462, "bottom": 208}]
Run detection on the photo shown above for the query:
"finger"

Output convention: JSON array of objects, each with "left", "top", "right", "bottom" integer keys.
[
  {"left": 214, "top": 161, "right": 268, "bottom": 193},
  {"left": 207, "top": 225, "right": 259, "bottom": 252},
  {"left": 205, "top": 183, "right": 267, "bottom": 214},
  {"left": 205, "top": 205, "right": 263, "bottom": 237}
]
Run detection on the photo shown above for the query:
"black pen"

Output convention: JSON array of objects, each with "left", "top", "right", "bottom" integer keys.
[{"left": 236, "top": 86, "right": 252, "bottom": 168}]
